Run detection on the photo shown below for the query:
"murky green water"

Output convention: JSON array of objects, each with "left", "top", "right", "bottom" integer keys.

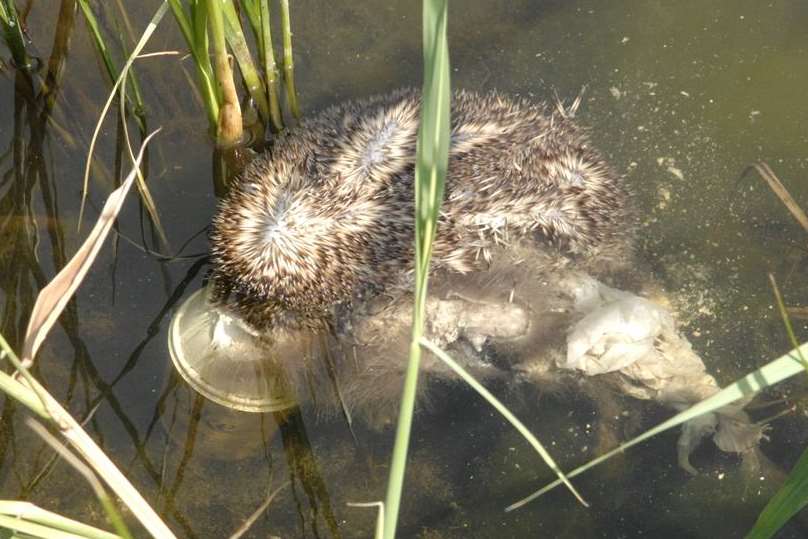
[{"left": 3, "top": 1, "right": 808, "bottom": 537}]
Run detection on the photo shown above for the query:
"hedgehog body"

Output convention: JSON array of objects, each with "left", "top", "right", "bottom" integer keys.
[{"left": 210, "top": 89, "right": 632, "bottom": 331}]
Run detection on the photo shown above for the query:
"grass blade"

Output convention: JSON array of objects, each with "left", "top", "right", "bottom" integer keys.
[
  {"left": 168, "top": 0, "right": 219, "bottom": 127},
  {"left": 382, "top": 1, "right": 450, "bottom": 537},
  {"left": 278, "top": 0, "right": 299, "bottom": 119},
  {"left": 116, "top": 51, "right": 169, "bottom": 249},
  {"left": 79, "top": 1, "right": 169, "bottom": 230},
  {"left": 0, "top": 362, "right": 48, "bottom": 419},
  {"left": 0, "top": 513, "right": 94, "bottom": 538},
  {"left": 239, "top": 0, "right": 261, "bottom": 43},
  {"left": 220, "top": 0, "right": 270, "bottom": 123},
  {"left": 508, "top": 342, "right": 808, "bottom": 511},
  {"left": 746, "top": 444, "right": 808, "bottom": 538},
  {"left": 26, "top": 419, "right": 132, "bottom": 539},
  {"left": 77, "top": 0, "right": 146, "bottom": 131},
  {"left": 420, "top": 338, "right": 588, "bottom": 506},
  {"left": 743, "top": 162, "right": 808, "bottom": 235},
  {"left": 258, "top": 0, "right": 284, "bottom": 130},
  {"left": 24, "top": 130, "right": 161, "bottom": 369},
  {"left": 743, "top": 276, "right": 808, "bottom": 538},
  {"left": 0, "top": 501, "right": 119, "bottom": 539},
  {"left": 228, "top": 482, "right": 289, "bottom": 539}
]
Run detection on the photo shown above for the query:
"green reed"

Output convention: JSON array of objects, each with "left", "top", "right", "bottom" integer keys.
[
  {"left": 221, "top": 0, "right": 270, "bottom": 122},
  {"left": 241, "top": 0, "right": 284, "bottom": 129},
  {"left": 278, "top": 0, "right": 299, "bottom": 119},
  {"left": 169, "top": 0, "right": 299, "bottom": 141},
  {"left": 78, "top": 0, "right": 146, "bottom": 132},
  {"left": 382, "top": 2, "right": 594, "bottom": 534},
  {"left": 745, "top": 277, "right": 808, "bottom": 538},
  {"left": 0, "top": 0, "right": 31, "bottom": 69},
  {"left": 75, "top": 0, "right": 168, "bottom": 245},
  {"left": 0, "top": 501, "right": 121, "bottom": 539},
  {"left": 168, "top": 0, "right": 220, "bottom": 127},
  {"left": 383, "top": 0, "right": 451, "bottom": 536}
]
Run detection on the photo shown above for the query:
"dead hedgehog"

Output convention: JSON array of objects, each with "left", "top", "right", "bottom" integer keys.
[
  {"left": 209, "top": 88, "right": 632, "bottom": 332},
  {"left": 201, "top": 90, "right": 771, "bottom": 474}
]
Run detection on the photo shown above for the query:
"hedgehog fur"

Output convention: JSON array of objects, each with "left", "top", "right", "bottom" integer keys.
[{"left": 209, "top": 88, "right": 633, "bottom": 331}]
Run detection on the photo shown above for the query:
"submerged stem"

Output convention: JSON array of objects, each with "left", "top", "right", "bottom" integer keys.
[{"left": 0, "top": 0, "right": 32, "bottom": 69}]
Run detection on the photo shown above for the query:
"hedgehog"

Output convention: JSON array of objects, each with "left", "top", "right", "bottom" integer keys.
[
  {"left": 201, "top": 92, "right": 774, "bottom": 476},
  {"left": 209, "top": 88, "right": 633, "bottom": 332}
]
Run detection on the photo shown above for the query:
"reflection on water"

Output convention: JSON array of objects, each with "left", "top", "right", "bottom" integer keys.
[{"left": 2, "top": 0, "right": 808, "bottom": 537}]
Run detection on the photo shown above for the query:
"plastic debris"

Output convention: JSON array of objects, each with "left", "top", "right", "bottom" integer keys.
[{"left": 559, "top": 273, "right": 766, "bottom": 473}]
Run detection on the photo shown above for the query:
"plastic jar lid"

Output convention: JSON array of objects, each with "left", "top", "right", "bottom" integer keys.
[{"left": 168, "top": 287, "right": 298, "bottom": 413}]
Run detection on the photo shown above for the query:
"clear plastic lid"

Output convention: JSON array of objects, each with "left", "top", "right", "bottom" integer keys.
[{"left": 168, "top": 287, "right": 298, "bottom": 413}]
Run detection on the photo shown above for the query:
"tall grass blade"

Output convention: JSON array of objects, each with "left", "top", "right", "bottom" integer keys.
[
  {"left": 743, "top": 277, "right": 808, "bottom": 538},
  {"left": 116, "top": 50, "right": 169, "bottom": 249},
  {"left": 0, "top": 353, "right": 48, "bottom": 419},
  {"left": 382, "top": 1, "right": 450, "bottom": 537},
  {"left": 746, "top": 444, "right": 808, "bottom": 539},
  {"left": 258, "top": 0, "right": 284, "bottom": 130},
  {"left": 420, "top": 338, "right": 588, "bottom": 506},
  {"left": 79, "top": 1, "right": 169, "bottom": 230},
  {"left": 77, "top": 0, "right": 146, "bottom": 131},
  {"left": 239, "top": 0, "right": 261, "bottom": 43},
  {"left": 0, "top": 501, "right": 119, "bottom": 539},
  {"left": 26, "top": 128, "right": 159, "bottom": 368},
  {"left": 278, "top": 0, "right": 299, "bottom": 119},
  {"left": 0, "top": 513, "right": 102, "bottom": 538},
  {"left": 768, "top": 274, "right": 807, "bottom": 367},
  {"left": 508, "top": 342, "right": 808, "bottom": 511},
  {"left": 108, "top": 15, "right": 147, "bottom": 121},
  {"left": 168, "top": 0, "right": 219, "bottom": 127}
]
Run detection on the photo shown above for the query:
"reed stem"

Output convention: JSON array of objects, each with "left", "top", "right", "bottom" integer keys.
[
  {"left": 77, "top": 0, "right": 147, "bottom": 131},
  {"left": 0, "top": 0, "right": 32, "bottom": 69},
  {"left": 169, "top": 0, "right": 220, "bottom": 129},
  {"left": 221, "top": 0, "right": 270, "bottom": 123},
  {"left": 240, "top": 0, "right": 261, "bottom": 42},
  {"left": 207, "top": 0, "right": 242, "bottom": 145},
  {"left": 259, "top": 0, "right": 284, "bottom": 130},
  {"left": 279, "top": 0, "right": 300, "bottom": 119},
  {"left": 383, "top": 1, "right": 450, "bottom": 537}
]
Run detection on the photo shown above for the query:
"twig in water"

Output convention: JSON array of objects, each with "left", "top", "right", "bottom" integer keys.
[
  {"left": 742, "top": 162, "right": 808, "bottom": 235},
  {"left": 229, "top": 481, "right": 290, "bottom": 539}
]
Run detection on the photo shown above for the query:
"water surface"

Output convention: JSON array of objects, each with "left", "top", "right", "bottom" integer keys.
[{"left": 2, "top": 1, "right": 808, "bottom": 537}]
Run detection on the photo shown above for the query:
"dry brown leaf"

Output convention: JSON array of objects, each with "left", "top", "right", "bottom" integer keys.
[
  {"left": 745, "top": 162, "right": 808, "bottom": 235},
  {"left": 20, "top": 129, "right": 161, "bottom": 369}
]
